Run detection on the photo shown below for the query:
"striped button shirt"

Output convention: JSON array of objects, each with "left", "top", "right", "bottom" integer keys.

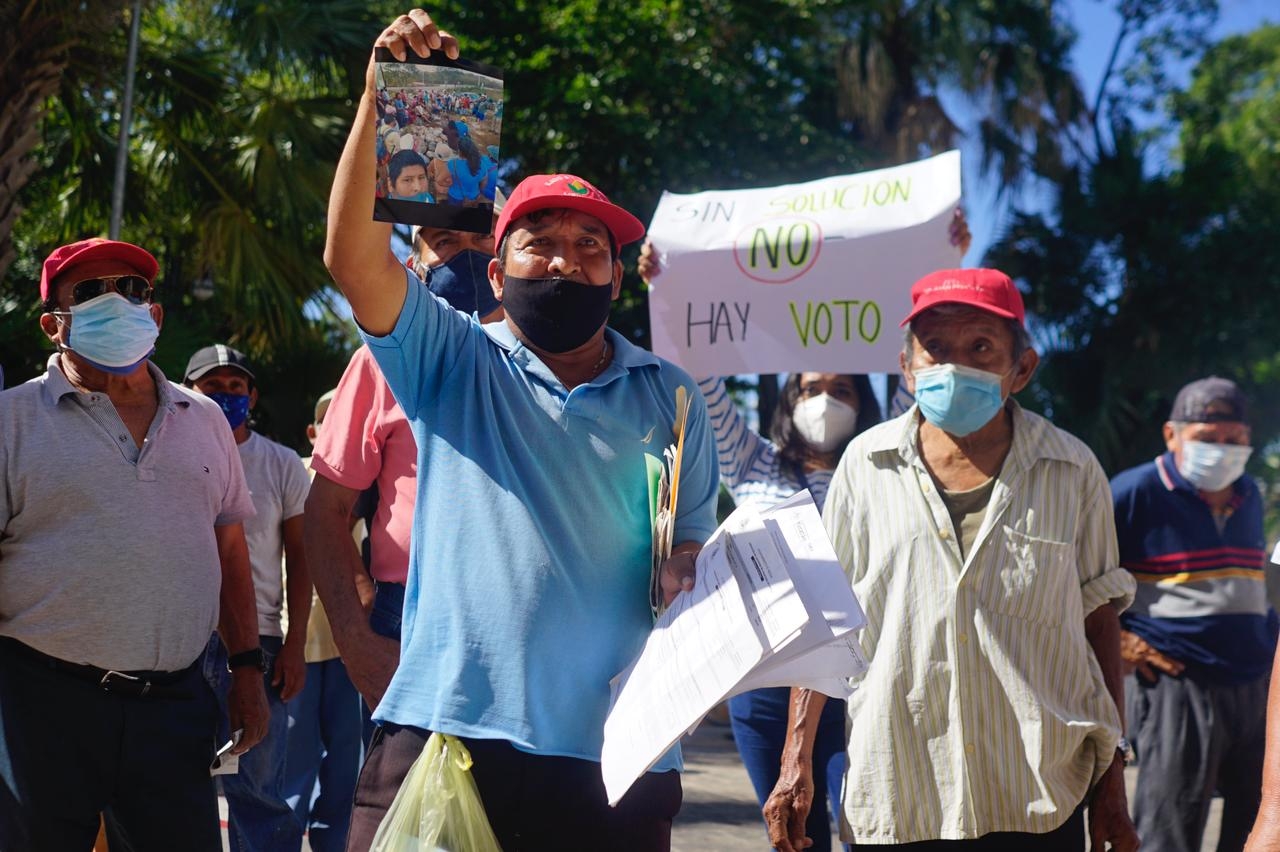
[{"left": 824, "top": 404, "right": 1136, "bottom": 843}]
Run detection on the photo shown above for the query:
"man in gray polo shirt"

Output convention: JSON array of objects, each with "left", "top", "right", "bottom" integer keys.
[{"left": 0, "top": 238, "right": 269, "bottom": 852}]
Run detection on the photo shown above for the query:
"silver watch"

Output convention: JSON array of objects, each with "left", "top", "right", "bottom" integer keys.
[{"left": 1116, "top": 736, "right": 1136, "bottom": 766}]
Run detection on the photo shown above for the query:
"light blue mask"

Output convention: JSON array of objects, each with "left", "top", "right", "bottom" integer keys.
[
  {"left": 62, "top": 292, "right": 159, "bottom": 374},
  {"left": 913, "top": 363, "right": 1006, "bottom": 437}
]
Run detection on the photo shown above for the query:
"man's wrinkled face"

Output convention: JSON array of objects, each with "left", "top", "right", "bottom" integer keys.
[
  {"left": 491, "top": 208, "right": 621, "bottom": 299},
  {"left": 1163, "top": 420, "right": 1250, "bottom": 467},
  {"left": 39, "top": 259, "right": 162, "bottom": 348},
  {"left": 901, "top": 307, "right": 1033, "bottom": 400}
]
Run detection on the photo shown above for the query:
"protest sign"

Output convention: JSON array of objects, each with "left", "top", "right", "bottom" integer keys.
[{"left": 646, "top": 150, "right": 962, "bottom": 374}]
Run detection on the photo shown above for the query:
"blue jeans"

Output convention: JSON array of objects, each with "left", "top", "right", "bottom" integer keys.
[
  {"left": 729, "top": 687, "right": 851, "bottom": 852},
  {"left": 362, "top": 582, "right": 405, "bottom": 745},
  {"left": 283, "top": 657, "right": 363, "bottom": 852},
  {"left": 204, "top": 634, "right": 303, "bottom": 852},
  {"left": 368, "top": 581, "right": 405, "bottom": 642}
]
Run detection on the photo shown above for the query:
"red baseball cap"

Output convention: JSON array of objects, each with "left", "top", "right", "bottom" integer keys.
[
  {"left": 900, "top": 267, "right": 1025, "bottom": 327},
  {"left": 495, "top": 174, "right": 645, "bottom": 247},
  {"left": 40, "top": 238, "right": 159, "bottom": 302}
]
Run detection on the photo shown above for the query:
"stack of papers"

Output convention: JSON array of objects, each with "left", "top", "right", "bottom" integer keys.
[{"left": 602, "top": 490, "right": 868, "bottom": 804}]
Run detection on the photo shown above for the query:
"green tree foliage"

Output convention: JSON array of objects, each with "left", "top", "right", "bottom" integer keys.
[
  {"left": 988, "top": 11, "right": 1280, "bottom": 480},
  {"left": 1, "top": 0, "right": 392, "bottom": 444},
  {"left": 4, "top": 1, "right": 1086, "bottom": 439},
  {"left": 434, "top": 0, "right": 1085, "bottom": 344}
]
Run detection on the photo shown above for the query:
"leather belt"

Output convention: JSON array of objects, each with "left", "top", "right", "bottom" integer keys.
[{"left": 2, "top": 637, "right": 194, "bottom": 699}]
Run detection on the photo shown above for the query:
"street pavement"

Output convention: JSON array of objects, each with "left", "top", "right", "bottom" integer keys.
[
  {"left": 671, "top": 718, "right": 1225, "bottom": 851},
  {"left": 224, "top": 719, "right": 1224, "bottom": 851}
]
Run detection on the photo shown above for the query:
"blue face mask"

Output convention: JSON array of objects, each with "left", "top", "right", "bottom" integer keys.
[
  {"left": 208, "top": 392, "right": 251, "bottom": 429},
  {"left": 398, "top": 191, "right": 434, "bottom": 204},
  {"left": 422, "top": 249, "right": 500, "bottom": 318},
  {"left": 61, "top": 292, "right": 159, "bottom": 374},
  {"left": 913, "top": 363, "right": 1007, "bottom": 437}
]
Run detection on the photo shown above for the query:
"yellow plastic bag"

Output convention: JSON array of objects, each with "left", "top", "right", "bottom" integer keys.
[{"left": 370, "top": 732, "right": 503, "bottom": 852}]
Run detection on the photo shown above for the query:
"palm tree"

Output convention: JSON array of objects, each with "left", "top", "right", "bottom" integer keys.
[{"left": 0, "top": 1, "right": 131, "bottom": 280}]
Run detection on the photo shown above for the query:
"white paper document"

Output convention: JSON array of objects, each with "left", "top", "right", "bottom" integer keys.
[{"left": 601, "top": 491, "right": 867, "bottom": 804}]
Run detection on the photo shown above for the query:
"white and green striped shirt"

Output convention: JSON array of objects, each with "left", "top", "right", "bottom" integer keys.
[{"left": 824, "top": 404, "right": 1135, "bottom": 843}]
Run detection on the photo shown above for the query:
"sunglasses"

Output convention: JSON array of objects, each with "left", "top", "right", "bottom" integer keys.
[{"left": 70, "top": 274, "right": 154, "bottom": 306}]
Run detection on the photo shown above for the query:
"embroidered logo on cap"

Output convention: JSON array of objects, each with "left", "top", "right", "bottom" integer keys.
[{"left": 567, "top": 179, "right": 591, "bottom": 195}]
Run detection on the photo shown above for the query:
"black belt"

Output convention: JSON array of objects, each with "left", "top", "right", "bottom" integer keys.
[{"left": 2, "top": 637, "right": 194, "bottom": 699}]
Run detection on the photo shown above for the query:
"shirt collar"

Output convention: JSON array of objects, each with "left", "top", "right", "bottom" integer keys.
[
  {"left": 481, "top": 321, "right": 659, "bottom": 385},
  {"left": 42, "top": 353, "right": 184, "bottom": 413},
  {"left": 868, "top": 400, "right": 1082, "bottom": 472}
]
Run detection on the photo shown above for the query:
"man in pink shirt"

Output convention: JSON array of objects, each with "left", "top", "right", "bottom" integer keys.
[{"left": 305, "top": 222, "right": 502, "bottom": 711}]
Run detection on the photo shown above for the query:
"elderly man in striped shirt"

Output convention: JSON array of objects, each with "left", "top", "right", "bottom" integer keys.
[{"left": 765, "top": 268, "right": 1139, "bottom": 852}]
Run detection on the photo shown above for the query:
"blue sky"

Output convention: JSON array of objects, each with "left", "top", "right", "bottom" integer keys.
[{"left": 960, "top": 0, "right": 1277, "bottom": 265}]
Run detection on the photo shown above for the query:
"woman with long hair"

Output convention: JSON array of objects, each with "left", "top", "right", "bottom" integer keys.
[{"left": 446, "top": 135, "right": 496, "bottom": 205}]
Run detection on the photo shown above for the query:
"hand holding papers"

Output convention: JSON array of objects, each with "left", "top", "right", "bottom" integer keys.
[{"left": 604, "top": 491, "right": 867, "bottom": 804}]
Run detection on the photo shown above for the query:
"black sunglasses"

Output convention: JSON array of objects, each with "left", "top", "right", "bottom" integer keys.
[{"left": 70, "top": 274, "right": 154, "bottom": 306}]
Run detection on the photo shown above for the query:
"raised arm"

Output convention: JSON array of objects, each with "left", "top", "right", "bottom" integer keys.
[
  {"left": 324, "top": 10, "right": 460, "bottom": 335},
  {"left": 698, "top": 376, "right": 776, "bottom": 491}
]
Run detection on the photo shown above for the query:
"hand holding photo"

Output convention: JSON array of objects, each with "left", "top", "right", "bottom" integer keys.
[{"left": 372, "top": 47, "right": 505, "bottom": 234}]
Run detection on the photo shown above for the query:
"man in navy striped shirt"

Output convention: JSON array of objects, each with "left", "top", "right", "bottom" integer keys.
[{"left": 1113, "top": 376, "right": 1274, "bottom": 852}]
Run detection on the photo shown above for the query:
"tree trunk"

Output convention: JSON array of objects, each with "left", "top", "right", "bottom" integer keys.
[
  {"left": 0, "top": 1, "right": 128, "bottom": 279},
  {"left": 756, "top": 373, "right": 779, "bottom": 434}
]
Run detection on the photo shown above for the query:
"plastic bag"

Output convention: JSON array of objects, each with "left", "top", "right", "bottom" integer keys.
[{"left": 370, "top": 732, "right": 503, "bottom": 852}]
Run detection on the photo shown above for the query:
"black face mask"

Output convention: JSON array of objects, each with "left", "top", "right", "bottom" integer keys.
[{"left": 500, "top": 275, "right": 613, "bottom": 352}]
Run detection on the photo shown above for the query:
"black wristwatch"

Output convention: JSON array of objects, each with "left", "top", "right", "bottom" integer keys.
[{"left": 226, "top": 647, "right": 267, "bottom": 673}]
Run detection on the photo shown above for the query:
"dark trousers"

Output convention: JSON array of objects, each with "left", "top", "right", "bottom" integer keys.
[
  {"left": 0, "top": 637, "right": 221, "bottom": 852},
  {"left": 345, "top": 723, "right": 683, "bottom": 851},
  {"left": 1127, "top": 671, "right": 1268, "bottom": 852},
  {"left": 855, "top": 802, "right": 1085, "bottom": 851}
]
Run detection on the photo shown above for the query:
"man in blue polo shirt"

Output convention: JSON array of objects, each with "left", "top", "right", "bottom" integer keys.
[
  {"left": 324, "top": 11, "right": 718, "bottom": 850},
  {"left": 1112, "top": 376, "right": 1274, "bottom": 852}
]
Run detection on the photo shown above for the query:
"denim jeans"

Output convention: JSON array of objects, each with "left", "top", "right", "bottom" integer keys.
[
  {"left": 728, "top": 687, "right": 850, "bottom": 852},
  {"left": 204, "top": 633, "right": 303, "bottom": 852},
  {"left": 283, "top": 657, "right": 364, "bottom": 852},
  {"left": 368, "top": 581, "right": 405, "bottom": 642},
  {"left": 362, "top": 582, "right": 406, "bottom": 745}
]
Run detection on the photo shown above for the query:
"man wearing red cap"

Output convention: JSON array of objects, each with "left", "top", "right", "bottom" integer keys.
[
  {"left": 323, "top": 11, "right": 719, "bottom": 850},
  {"left": 765, "top": 269, "right": 1138, "bottom": 852},
  {"left": 0, "top": 238, "right": 269, "bottom": 850}
]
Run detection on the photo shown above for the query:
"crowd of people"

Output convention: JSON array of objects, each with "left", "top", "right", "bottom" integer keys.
[
  {"left": 374, "top": 83, "right": 501, "bottom": 206},
  {"left": 3, "top": 7, "right": 1280, "bottom": 852}
]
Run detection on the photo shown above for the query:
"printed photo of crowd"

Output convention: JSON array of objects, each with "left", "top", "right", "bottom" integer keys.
[{"left": 373, "top": 60, "right": 503, "bottom": 211}]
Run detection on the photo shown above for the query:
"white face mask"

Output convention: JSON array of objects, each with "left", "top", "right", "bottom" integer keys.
[
  {"left": 792, "top": 393, "right": 859, "bottom": 453},
  {"left": 1177, "top": 440, "right": 1252, "bottom": 492}
]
